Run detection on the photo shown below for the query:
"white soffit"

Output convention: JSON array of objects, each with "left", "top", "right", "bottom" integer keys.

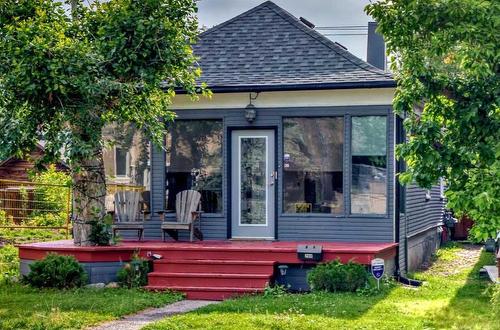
[{"left": 171, "top": 88, "right": 395, "bottom": 110}]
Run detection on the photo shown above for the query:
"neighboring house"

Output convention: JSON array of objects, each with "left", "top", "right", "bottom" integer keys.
[
  {"left": 139, "top": 1, "right": 443, "bottom": 274},
  {"left": 0, "top": 144, "right": 68, "bottom": 181}
]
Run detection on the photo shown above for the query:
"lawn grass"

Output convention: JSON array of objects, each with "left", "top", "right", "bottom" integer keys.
[
  {"left": 0, "top": 284, "right": 183, "bottom": 330},
  {"left": 146, "top": 243, "right": 499, "bottom": 330}
]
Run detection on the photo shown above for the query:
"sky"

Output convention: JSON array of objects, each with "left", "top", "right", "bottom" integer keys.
[{"left": 196, "top": 0, "right": 373, "bottom": 60}]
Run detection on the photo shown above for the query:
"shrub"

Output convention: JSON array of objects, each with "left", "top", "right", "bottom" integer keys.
[
  {"left": 0, "top": 244, "right": 19, "bottom": 284},
  {"left": 263, "top": 283, "right": 289, "bottom": 297},
  {"left": 24, "top": 253, "right": 87, "bottom": 289},
  {"left": 88, "top": 214, "right": 115, "bottom": 246},
  {"left": 28, "top": 165, "right": 72, "bottom": 227},
  {"left": 117, "top": 253, "right": 150, "bottom": 288},
  {"left": 307, "top": 260, "right": 368, "bottom": 292}
]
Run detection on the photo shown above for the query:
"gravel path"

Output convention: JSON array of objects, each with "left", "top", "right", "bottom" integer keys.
[{"left": 90, "top": 300, "right": 219, "bottom": 330}]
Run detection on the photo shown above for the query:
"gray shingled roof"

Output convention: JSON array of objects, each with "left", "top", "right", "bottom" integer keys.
[{"left": 192, "top": 1, "right": 394, "bottom": 92}]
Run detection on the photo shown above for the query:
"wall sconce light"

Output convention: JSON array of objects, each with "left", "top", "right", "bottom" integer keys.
[
  {"left": 245, "top": 92, "right": 259, "bottom": 123},
  {"left": 245, "top": 103, "right": 256, "bottom": 123},
  {"left": 278, "top": 264, "right": 288, "bottom": 276}
]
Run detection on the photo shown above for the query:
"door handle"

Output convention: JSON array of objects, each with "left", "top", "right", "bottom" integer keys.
[{"left": 270, "top": 171, "right": 277, "bottom": 186}]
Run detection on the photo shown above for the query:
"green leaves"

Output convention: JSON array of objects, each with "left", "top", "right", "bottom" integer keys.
[
  {"left": 367, "top": 0, "right": 500, "bottom": 241},
  {"left": 0, "top": 0, "right": 202, "bottom": 164}
]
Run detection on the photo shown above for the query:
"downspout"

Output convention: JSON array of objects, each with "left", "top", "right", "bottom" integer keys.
[
  {"left": 394, "top": 113, "right": 403, "bottom": 277},
  {"left": 395, "top": 112, "right": 422, "bottom": 287}
]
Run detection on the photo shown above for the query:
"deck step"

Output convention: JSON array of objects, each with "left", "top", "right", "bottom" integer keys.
[
  {"left": 145, "top": 285, "right": 264, "bottom": 300},
  {"left": 145, "top": 248, "right": 294, "bottom": 262},
  {"left": 148, "top": 272, "right": 271, "bottom": 288},
  {"left": 153, "top": 259, "right": 276, "bottom": 274}
]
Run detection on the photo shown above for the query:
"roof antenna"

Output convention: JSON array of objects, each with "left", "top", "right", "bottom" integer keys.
[{"left": 299, "top": 17, "right": 315, "bottom": 29}]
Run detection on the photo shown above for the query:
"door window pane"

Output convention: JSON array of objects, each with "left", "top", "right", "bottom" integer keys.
[
  {"left": 283, "top": 117, "right": 344, "bottom": 214},
  {"left": 351, "top": 116, "right": 387, "bottom": 214},
  {"left": 165, "top": 120, "right": 223, "bottom": 213},
  {"left": 240, "top": 137, "right": 267, "bottom": 225}
]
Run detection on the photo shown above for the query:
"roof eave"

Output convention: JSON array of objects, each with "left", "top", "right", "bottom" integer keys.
[{"left": 174, "top": 80, "right": 396, "bottom": 94}]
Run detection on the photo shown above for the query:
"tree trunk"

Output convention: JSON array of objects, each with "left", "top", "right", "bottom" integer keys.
[{"left": 72, "top": 149, "right": 107, "bottom": 246}]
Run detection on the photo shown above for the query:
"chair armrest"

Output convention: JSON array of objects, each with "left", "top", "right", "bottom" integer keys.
[
  {"left": 156, "top": 210, "right": 175, "bottom": 221},
  {"left": 191, "top": 211, "right": 203, "bottom": 222},
  {"left": 156, "top": 210, "right": 175, "bottom": 215},
  {"left": 140, "top": 210, "right": 151, "bottom": 221}
]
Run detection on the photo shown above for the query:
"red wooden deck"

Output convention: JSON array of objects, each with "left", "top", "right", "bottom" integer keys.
[{"left": 18, "top": 240, "right": 397, "bottom": 300}]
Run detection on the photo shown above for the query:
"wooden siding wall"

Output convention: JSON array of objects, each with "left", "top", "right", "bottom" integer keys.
[
  {"left": 144, "top": 105, "right": 395, "bottom": 242},
  {"left": 405, "top": 185, "right": 444, "bottom": 237},
  {"left": 397, "top": 184, "right": 445, "bottom": 274}
]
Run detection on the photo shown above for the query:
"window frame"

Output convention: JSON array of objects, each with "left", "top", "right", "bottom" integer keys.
[
  {"left": 281, "top": 115, "right": 346, "bottom": 217},
  {"left": 348, "top": 115, "right": 389, "bottom": 217},
  {"left": 164, "top": 118, "right": 224, "bottom": 216},
  {"left": 114, "top": 145, "right": 130, "bottom": 178}
]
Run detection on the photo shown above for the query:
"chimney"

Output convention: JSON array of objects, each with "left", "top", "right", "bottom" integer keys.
[{"left": 367, "top": 22, "right": 386, "bottom": 70}]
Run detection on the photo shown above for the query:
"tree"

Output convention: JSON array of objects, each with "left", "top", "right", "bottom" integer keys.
[
  {"left": 0, "top": 0, "right": 207, "bottom": 245},
  {"left": 366, "top": 0, "right": 499, "bottom": 241}
]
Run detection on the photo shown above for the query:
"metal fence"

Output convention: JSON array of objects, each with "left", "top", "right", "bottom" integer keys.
[
  {"left": 0, "top": 179, "right": 72, "bottom": 237},
  {"left": 0, "top": 180, "right": 145, "bottom": 239}
]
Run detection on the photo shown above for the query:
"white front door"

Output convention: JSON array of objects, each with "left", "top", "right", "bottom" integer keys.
[{"left": 231, "top": 130, "right": 275, "bottom": 239}]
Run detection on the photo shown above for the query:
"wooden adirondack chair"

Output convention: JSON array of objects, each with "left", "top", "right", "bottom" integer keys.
[
  {"left": 161, "top": 190, "right": 203, "bottom": 242},
  {"left": 112, "top": 191, "right": 145, "bottom": 240}
]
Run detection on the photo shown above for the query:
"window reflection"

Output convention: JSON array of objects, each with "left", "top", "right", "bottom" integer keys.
[
  {"left": 283, "top": 117, "right": 344, "bottom": 214},
  {"left": 102, "top": 123, "right": 151, "bottom": 212},
  {"left": 351, "top": 116, "right": 387, "bottom": 214},
  {"left": 165, "top": 120, "right": 223, "bottom": 213},
  {"left": 240, "top": 137, "right": 267, "bottom": 224}
]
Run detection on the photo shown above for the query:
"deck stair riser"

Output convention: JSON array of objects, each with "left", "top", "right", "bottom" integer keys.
[
  {"left": 148, "top": 272, "right": 271, "bottom": 288},
  {"left": 141, "top": 248, "right": 379, "bottom": 264},
  {"left": 147, "top": 248, "right": 292, "bottom": 262},
  {"left": 153, "top": 259, "right": 275, "bottom": 274}
]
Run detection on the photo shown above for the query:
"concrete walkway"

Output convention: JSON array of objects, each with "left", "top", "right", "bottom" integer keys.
[{"left": 90, "top": 300, "right": 219, "bottom": 330}]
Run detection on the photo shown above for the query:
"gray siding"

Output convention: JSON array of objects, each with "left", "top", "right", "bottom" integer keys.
[
  {"left": 396, "top": 184, "right": 445, "bottom": 273},
  {"left": 406, "top": 185, "right": 444, "bottom": 237},
  {"left": 145, "top": 105, "right": 395, "bottom": 242}
]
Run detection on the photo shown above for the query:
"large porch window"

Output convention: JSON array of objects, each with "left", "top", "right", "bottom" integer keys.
[
  {"left": 283, "top": 117, "right": 344, "bottom": 214},
  {"left": 102, "top": 123, "right": 151, "bottom": 212},
  {"left": 351, "top": 116, "right": 387, "bottom": 214},
  {"left": 165, "top": 120, "right": 223, "bottom": 213}
]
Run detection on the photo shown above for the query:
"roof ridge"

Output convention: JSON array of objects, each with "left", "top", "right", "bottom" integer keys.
[
  {"left": 262, "top": 1, "right": 391, "bottom": 79},
  {"left": 197, "top": 1, "right": 275, "bottom": 38}
]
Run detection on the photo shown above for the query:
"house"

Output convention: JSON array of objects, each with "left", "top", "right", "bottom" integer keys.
[
  {"left": 18, "top": 1, "right": 445, "bottom": 299},
  {"left": 160, "top": 0, "right": 444, "bottom": 273},
  {"left": 0, "top": 144, "right": 67, "bottom": 181}
]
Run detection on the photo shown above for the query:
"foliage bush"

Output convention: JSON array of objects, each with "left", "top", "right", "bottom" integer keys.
[
  {"left": 0, "top": 210, "right": 9, "bottom": 226},
  {"left": 117, "top": 253, "right": 150, "bottom": 288},
  {"left": 28, "top": 165, "right": 72, "bottom": 228},
  {"left": 0, "top": 244, "right": 19, "bottom": 284},
  {"left": 263, "top": 283, "right": 289, "bottom": 297},
  {"left": 24, "top": 253, "right": 87, "bottom": 289},
  {"left": 307, "top": 260, "right": 368, "bottom": 292},
  {"left": 88, "top": 214, "right": 114, "bottom": 246}
]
